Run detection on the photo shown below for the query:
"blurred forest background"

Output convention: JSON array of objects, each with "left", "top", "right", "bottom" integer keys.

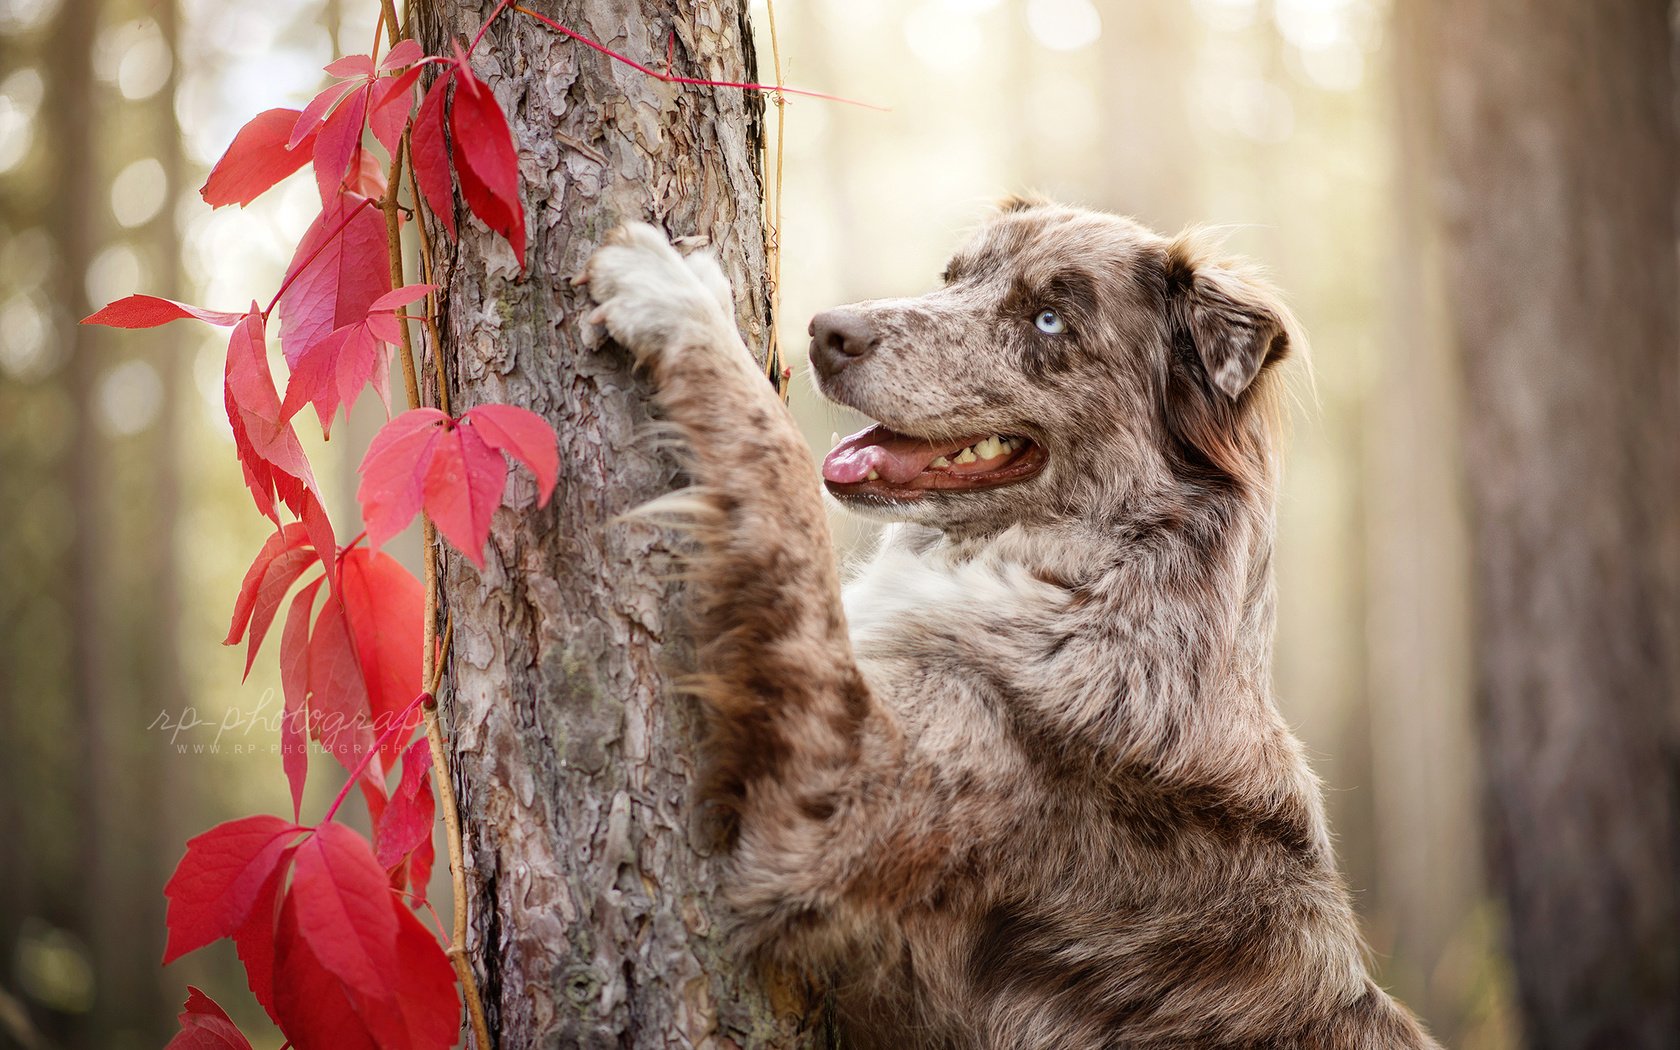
[{"left": 1, "top": 0, "right": 1675, "bottom": 1048}]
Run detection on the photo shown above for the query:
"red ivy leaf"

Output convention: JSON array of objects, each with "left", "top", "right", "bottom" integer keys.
[
  {"left": 287, "top": 822, "right": 400, "bottom": 998},
  {"left": 279, "top": 576, "right": 324, "bottom": 821},
  {"left": 411, "top": 76, "right": 456, "bottom": 241},
  {"left": 289, "top": 78, "right": 360, "bottom": 150},
  {"left": 461, "top": 403, "right": 558, "bottom": 505},
  {"left": 201, "top": 108, "right": 318, "bottom": 209},
  {"left": 82, "top": 294, "right": 245, "bottom": 328},
  {"left": 165, "top": 987, "right": 254, "bottom": 1050},
  {"left": 307, "top": 589, "right": 376, "bottom": 770},
  {"left": 358, "top": 406, "right": 558, "bottom": 568},
  {"left": 376, "top": 738, "right": 434, "bottom": 870},
  {"left": 225, "top": 522, "right": 322, "bottom": 679},
  {"left": 225, "top": 308, "right": 316, "bottom": 524},
  {"left": 280, "top": 283, "right": 433, "bottom": 437},
  {"left": 313, "top": 85, "right": 371, "bottom": 204},
  {"left": 314, "top": 84, "right": 372, "bottom": 204},
  {"left": 276, "top": 194, "right": 392, "bottom": 373},
  {"left": 424, "top": 418, "right": 507, "bottom": 569},
  {"left": 380, "top": 39, "right": 423, "bottom": 72},
  {"left": 365, "top": 901, "right": 459, "bottom": 1049},
  {"left": 357, "top": 408, "right": 449, "bottom": 549},
  {"left": 231, "top": 844, "right": 294, "bottom": 1025},
  {"left": 341, "top": 549, "right": 425, "bottom": 774},
  {"left": 371, "top": 64, "right": 425, "bottom": 156},
  {"left": 162, "top": 815, "right": 303, "bottom": 964},
  {"left": 272, "top": 891, "right": 381, "bottom": 1050},
  {"left": 325, "top": 53, "right": 374, "bottom": 79},
  {"left": 449, "top": 65, "right": 525, "bottom": 262}
]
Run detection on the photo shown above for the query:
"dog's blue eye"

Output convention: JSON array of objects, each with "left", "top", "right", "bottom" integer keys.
[{"left": 1034, "top": 309, "right": 1066, "bottom": 335}]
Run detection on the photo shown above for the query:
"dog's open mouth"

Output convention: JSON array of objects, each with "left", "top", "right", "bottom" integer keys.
[{"left": 821, "top": 424, "right": 1046, "bottom": 499}]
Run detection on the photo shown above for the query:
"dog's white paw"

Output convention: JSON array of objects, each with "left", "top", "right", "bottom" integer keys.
[{"left": 578, "top": 223, "right": 735, "bottom": 365}]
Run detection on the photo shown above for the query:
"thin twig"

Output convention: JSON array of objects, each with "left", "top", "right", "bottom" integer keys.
[
  {"left": 402, "top": 134, "right": 452, "bottom": 415},
  {"left": 512, "top": 5, "right": 884, "bottom": 109},
  {"left": 763, "top": 0, "right": 788, "bottom": 401},
  {"left": 378, "top": 0, "right": 489, "bottom": 1045}
]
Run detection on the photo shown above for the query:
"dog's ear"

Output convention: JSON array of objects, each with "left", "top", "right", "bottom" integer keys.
[
  {"left": 1166, "top": 240, "right": 1291, "bottom": 400},
  {"left": 996, "top": 192, "right": 1052, "bottom": 214}
]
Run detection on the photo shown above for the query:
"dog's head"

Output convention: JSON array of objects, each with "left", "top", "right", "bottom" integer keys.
[{"left": 810, "top": 198, "right": 1298, "bottom": 533}]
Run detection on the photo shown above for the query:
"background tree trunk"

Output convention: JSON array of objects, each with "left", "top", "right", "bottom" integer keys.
[
  {"left": 415, "top": 3, "right": 819, "bottom": 1046},
  {"left": 1403, "top": 2, "right": 1680, "bottom": 1046}
]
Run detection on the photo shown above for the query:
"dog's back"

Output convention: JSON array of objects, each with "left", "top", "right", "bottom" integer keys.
[{"left": 581, "top": 202, "right": 1439, "bottom": 1048}]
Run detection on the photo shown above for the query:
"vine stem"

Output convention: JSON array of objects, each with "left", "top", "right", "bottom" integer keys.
[
  {"left": 763, "top": 0, "right": 788, "bottom": 400},
  {"left": 511, "top": 5, "right": 884, "bottom": 108},
  {"left": 379, "top": 1, "right": 492, "bottom": 1047},
  {"left": 319, "top": 689, "right": 430, "bottom": 825}
]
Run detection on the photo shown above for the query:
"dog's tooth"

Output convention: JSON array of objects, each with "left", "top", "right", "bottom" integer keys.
[
  {"left": 955, "top": 448, "right": 977, "bottom": 465},
  {"left": 931, "top": 456, "right": 951, "bottom": 468},
  {"left": 866, "top": 468, "right": 880, "bottom": 481}
]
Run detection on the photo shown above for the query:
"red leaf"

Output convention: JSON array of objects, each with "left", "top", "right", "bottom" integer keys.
[
  {"left": 449, "top": 66, "right": 524, "bottom": 261},
  {"left": 325, "top": 53, "right": 374, "bottom": 79},
  {"left": 313, "top": 84, "right": 371, "bottom": 204},
  {"left": 82, "top": 294, "right": 245, "bottom": 328},
  {"left": 232, "top": 843, "right": 295, "bottom": 1024},
  {"left": 448, "top": 64, "right": 524, "bottom": 260},
  {"left": 357, "top": 408, "right": 535, "bottom": 568},
  {"left": 364, "top": 901, "right": 459, "bottom": 1049},
  {"left": 307, "top": 590, "right": 375, "bottom": 770},
  {"left": 425, "top": 421, "right": 507, "bottom": 568},
  {"left": 162, "top": 815, "right": 303, "bottom": 964},
  {"left": 280, "top": 324, "right": 376, "bottom": 439},
  {"left": 225, "top": 522, "right": 310, "bottom": 647},
  {"left": 272, "top": 891, "right": 381, "bottom": 1050},
  {"left": 241, "top": 546, "right": 318, "bottom": 679},
  {"left": 225, "top": 308, "right": 316, "bottom": 522},
  {"left": 287, "top": 823, "right": 399, "bottom": 997},
  {"left": 463, "top": 403, "right": 559, "bottom": 505},
  {"left": 341, "top": 549, "right": 425, "bottom": 774},
  {"left": 357, "top": 409, "right": 449, "bottom": 550},
  {"left": 280, "top": 577, "right": 324, "bottom": 821},
  {"left": 165, "top": 987, "right": 254, "bottom": 1050},
  {"left": 201, "top": 108, "right": 317, "bottom": 209},
  {"left": 379, "top": 39, "right": 423, "bottom": 72},
  {"left": 369, "top": 282, "right": 434, "bottom": 314},
  {"left": 411, "top": 76, "right": 456, "bottom": 240},
  {"left": 289, "top": 78, "right": 360, "bottom": 150},
  {"left": 277, "top": 194, "right": 391, "bottom": 370},
  {"left": 376, "top": 738, "right": 434, "bottom": 869},
  {"left": 280, "top": 284, "right": 434, "bottom": 437},
  {"left": 370, "top": 64, "right": 425, "bottom": 156}
]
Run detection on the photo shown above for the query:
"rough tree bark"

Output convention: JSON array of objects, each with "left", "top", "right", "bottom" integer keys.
[
  {"left": 414, "top": 3, "right": 819, "bottom": 1046},
  {"left": 1403, "top": 2, "right": 1680, "bottom": 1047}
]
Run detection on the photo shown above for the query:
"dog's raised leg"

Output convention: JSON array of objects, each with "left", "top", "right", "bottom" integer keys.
[{"left": 579, "top": 224, "right": 912, "bottom": 965}]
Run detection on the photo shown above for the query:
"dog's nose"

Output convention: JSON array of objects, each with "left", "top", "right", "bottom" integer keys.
[{"left": 809, "top": 308, "right": 879, "bottom": 377}]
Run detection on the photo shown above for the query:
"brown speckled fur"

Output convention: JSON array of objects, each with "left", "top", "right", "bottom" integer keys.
[{"left": 580, "top": 201, "right": 1439, "bottom": 1049}]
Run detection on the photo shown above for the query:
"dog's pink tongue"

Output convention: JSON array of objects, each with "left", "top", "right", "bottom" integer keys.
[{"left": 823, "top": 425, "right": 942, "bottom": 484}]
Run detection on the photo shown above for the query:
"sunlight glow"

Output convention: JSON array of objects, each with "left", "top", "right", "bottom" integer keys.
[
  {"left": 98, "top": 359, "right": 165, "bottom": 437},
  {"left": 1026, "top": 0, "right": 1102, "bottom": 52},
  {"left": 902, "top": 4, "right": 983, "bottom": 72},
  {"left": 111, "top": 157, "right": 169, "bottom": 228}
]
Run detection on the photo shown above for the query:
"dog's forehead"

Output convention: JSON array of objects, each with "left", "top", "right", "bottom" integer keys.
[{"left": 948, "top": 207, "right": 1161, "bottom": 282}]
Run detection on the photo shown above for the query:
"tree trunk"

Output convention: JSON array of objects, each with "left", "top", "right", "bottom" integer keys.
[
  {"left": 1403, "top": 2, "right": 1680, "bottom": 1046},
  {"left": 415, "top": 4, "right": 818, "bottom": 1046}
]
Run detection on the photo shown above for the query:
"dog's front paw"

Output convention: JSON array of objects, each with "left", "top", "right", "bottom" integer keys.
[{"left": 577, "top": 223, "right": 735, "bottom": 365}]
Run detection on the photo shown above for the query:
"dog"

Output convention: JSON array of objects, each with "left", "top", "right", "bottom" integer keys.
[{"left": 579, "top": 198, "right": 1439, "bottom": 1049}]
